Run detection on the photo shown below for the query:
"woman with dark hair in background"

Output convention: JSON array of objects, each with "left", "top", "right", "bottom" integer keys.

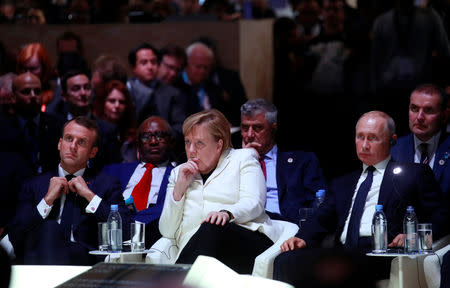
[{"left": 93, "top": 80, "right": 138, "bottom": 163}]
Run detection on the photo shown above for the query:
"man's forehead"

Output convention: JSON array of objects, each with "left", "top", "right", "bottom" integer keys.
[
  {"left": 137, "top": 49, "right": 157, "bottom": 59},
  {"left": 141, "top": 119, "right": 169, "bottom": 133},
  {"left": 241, "top": 113, "right": 267, "bottom": 124},
  {"left": 14, "top": 73, "right": 41, "bottom": 88}
]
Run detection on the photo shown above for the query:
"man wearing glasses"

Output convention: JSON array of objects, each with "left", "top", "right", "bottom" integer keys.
[
  {"left": 103, "top": 116, "right": 176, "bottom": 248},
  {"left": 0, "top": 72, "right": 63, "bottom": 175}
]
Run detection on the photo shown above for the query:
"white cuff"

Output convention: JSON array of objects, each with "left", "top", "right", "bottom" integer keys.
[
  {"left": 85, "top": 195, "right": 102, "bottom": 213},
  {"left": 37, "top": 198, "right": 52, "bottom": 219}
]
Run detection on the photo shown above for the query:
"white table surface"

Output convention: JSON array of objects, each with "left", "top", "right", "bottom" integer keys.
[{"left": 9, "top": 265, "right": 91, "bottom": 288}]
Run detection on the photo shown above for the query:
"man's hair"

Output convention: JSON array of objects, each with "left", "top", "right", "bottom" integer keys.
[
  {"left": 356, "top": 111, "right": 396, "bottom": 137},
  {"left": 62, "top": 116, "right": 101, "bottom": 147},
  {"left": 56, "top": 31, "right": 83, "bottom": 55},
  {"left": 412, "top": 83, "right": 448, "bottom": 111},
  {"left": 160, "top": 44, "right": 187, "bottom": 67},
  {"left": 182, "top": 109, "right": 231, "bottom": 153},
  {"left": 185, "top": 42, "right": 214, "bottom": 61},
  {"left": 61, "top": 69, "right": 89, "bottom": 94},
  {"left": 92, "top": 54, "right": 128, "bottom": 84},
  {"left": 240, "top": 98, "right": 278, "bottom": 125},
  {"left": 128, "top": 43, "right": 159, "bottom": 67}
]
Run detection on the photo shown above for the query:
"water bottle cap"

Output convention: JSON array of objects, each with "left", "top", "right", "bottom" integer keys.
[
  {"left": 316, "top": 190, "right": 325, "bottom": 197},
  {"left": 376, "top": 204, "right": 383, "bottom": 211},
  {"left": 406, "top": 206, "right": 414, "bottom": 212},
  {"left": 110, "top": 204, "right": 118, "bottom": 211}
]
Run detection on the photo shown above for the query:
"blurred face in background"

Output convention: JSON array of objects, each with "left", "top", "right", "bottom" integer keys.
[
  {"left": 13, "top": 72, "right": 42, "bottom": 117},
  {"left": 63, "top": 74, "right": 92, "bottom": 109},
  {"left": 133, "top": 48, "right": 159, "bottom": 83},
  {"left": 104, "top": 88, "right": 126, "bottom": 124},
  {"left": 157, "top": 55, "right": 184, "bottom": 85},
  {"left": 185, "top": 47, "right": 213, "bottom": 86},
  {"left": 20, "top": 55, "right": 43, "bottom": 80}
]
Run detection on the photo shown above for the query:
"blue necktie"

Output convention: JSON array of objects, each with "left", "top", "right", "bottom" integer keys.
[{"left": 345, "top": 166, "right": 375, "bottom": 248}]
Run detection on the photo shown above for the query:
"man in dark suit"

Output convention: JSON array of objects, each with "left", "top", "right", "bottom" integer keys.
[
  {"left": 274, "top": 111, "right": 448, "bottom": 287},
  {"left": 0, "top": 72, "right": 63, "bottom": 175},
  {"left": 173, "top": 42, "right": 241, "bottom": 126},
  {"left": 126, "top": 43, "right": 186, "bottom": 133},
  {"left": 9, "top": 116, "right": 129, "bottom": 265},
  {"left": 391, "top": 84, "right": 449, "bottom": 196},
  {"left": 102, "top": 116, "right": 175, "bottom": 247},
  {"left": 240, "top": 99, "right": 327, "bottom": 224},
  {"left": 51, "top": 69, "right": 121, "bottom": 170}
]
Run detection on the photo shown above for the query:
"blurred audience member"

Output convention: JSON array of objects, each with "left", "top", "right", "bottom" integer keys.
[
  {"left": 295, "top": 0, "right": 321, "bottom": 43},
  {"left": 371, "top": 0, "right": 450, "bottom": 136},
  {"left": 157, "top": 44, "right": 186, "bottom": 86},
  {"left": 16, "top": 43, "right": 54, "bottom": 110},
  {"left": 0, "top": 72, "right": 63, "bottom": 175},
  {"left": 93, "top": 80, "right": 138, "bottom": 163},
  {"left": 91, "top": 54, "right": 128, "bottom": 100},
  {"left": 0, "top": 73, "right": 16, "bottom": 114}
]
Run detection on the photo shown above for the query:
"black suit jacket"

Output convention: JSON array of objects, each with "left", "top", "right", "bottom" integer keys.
[
  {"left": 0, "top": 112, "right": 63, "bottom": 175},
  {"left": 9, "top": 168, "right": 131, "bottom": 262},
  {"left": 298, "top": 160, "right": 448, "bottom": 248}
]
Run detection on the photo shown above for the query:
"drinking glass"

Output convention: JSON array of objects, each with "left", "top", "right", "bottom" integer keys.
[
  {"left": 97, "top": 222, "right": 109, "bottom": 251},
  {"left": 418, "top": 223, "right": 433, "bottom": 253},
  {"left": 131, "top": 222, "right": 146, "bottom": 252},
  {"left": 298, "top": 208, "right": 315, "bottom": 229}
]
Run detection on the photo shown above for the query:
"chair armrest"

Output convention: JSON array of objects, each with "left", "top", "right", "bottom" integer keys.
[
  {"left": 433, "top": 234, "right": 450, "bottom": 251},
  {"left": 252, "top": 220, "right": 299, "bottom": 279},
  {"left": 145, "top": 237, "right": 178, "bottom": 265},
  {"left": 424, "top": 242, "right": 450, "bottom": 288}
]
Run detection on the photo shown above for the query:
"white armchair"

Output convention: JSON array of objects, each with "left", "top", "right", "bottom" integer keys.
[{"left": 145, "top": 220, "right": 299, "bottom": 278}]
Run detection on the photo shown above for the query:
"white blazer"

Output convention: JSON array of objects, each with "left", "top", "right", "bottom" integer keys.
[{"left": 159, "top": 148, "right": 280, "bottom": 260}]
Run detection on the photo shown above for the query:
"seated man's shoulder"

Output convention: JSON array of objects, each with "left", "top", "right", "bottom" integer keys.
[
  {"left": 278, "top": 149, "right": 320, "bottom": 163},
  {"left": 102, "top": 162, "right": 139, "bottom": 175}
]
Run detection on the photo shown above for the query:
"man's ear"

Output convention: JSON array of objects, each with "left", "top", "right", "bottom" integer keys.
[{"left": 89, "top": 146, "right": 98, "bottom": 159}]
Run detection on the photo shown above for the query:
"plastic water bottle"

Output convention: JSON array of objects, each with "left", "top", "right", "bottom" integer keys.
[
  {"left": 108, "top": 204, "right": 122, "bottom": 252},
  {"left": 314, "top": 189, "right": 326, "bottom": 209},
  {"left": 403, "top": 206, "right": 418, "bottom": 253},
  {"left": 372, "top": 204, "right": 387, "bottom": 253}
]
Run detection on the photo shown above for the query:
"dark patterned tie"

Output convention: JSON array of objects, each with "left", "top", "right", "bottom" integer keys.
[
  {"left": 60, "top": 174, "right": 75, "bottom": 239},
  {"left": 345, "top": 166, "right": 375, "bottom": 248},
  {"left": 419, "top": 143, "right": 429, "bottom": 165}
]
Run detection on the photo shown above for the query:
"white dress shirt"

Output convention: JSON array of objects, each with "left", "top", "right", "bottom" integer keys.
[
  {"left": 37, "top": 165, "right": 102, "bottom": 241},
  {"left": 340, "top": 157, "right": 390, "bottom": 244},
  {"left": 122, "top": 161, "right": 169, "bottom": 207}
]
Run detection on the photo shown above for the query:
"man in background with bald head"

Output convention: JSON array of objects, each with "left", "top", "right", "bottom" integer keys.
[
  {"left": 0, "top": 72, "right": 63, "bottom": 175},
  {"left": 103, "top": 116, "right": 176, "bottom": 247}
]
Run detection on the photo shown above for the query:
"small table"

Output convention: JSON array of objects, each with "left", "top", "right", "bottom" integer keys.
[{"left": 90, "top": 249, "right": 151, "bottom": 263}]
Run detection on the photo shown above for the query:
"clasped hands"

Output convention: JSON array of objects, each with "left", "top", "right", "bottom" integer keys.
[
  {"left": 44, "top": 176, "right": 94, "bottom": 206},
  {"left": 281, "top": 234, "right": 407, "bottom": 252}
]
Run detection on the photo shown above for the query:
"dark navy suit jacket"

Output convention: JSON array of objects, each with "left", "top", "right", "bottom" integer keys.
[
  {"left": 274, "top": 150, "right": 327, "bottom": 224},
  {"left": 298, "top": 160, "right": 448, "bottom": 248},
  {"left": 102, "top": 161, "right": 174, "bottom": 224},
  {"left": 9, "top": 168, "right": 128, "bottom": 262},
  {"left": 391, "top": 133, "right": 450, "bottom": 196}
]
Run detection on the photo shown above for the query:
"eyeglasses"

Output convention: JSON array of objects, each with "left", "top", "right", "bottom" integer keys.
[
  {"left": 139, "top": 132, "right": 170, "bottom": 143},
  {"left": 18, "top": 88, "right": 42, "bottom": 96}
]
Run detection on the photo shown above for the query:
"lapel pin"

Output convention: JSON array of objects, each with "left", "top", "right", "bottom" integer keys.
[
  {"left": 287, "top": 158, "right": 293, "bottom": 163},
  {"left": 439, "top": 159, "right": 445, "bottom": 166},
  {"left": 393, "top": 167, "right": 402, "bottom": 174}
]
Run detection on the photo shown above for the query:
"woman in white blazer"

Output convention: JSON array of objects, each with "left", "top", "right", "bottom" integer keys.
[{"left": 159, "top": 109, "right": 279, "bottom": 274}]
